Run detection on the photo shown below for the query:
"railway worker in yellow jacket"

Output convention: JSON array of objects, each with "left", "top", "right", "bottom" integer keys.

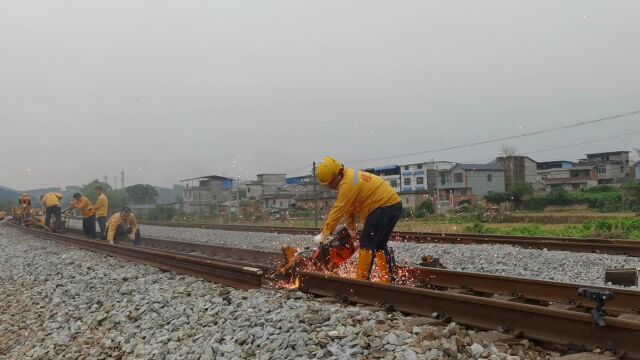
[
  {"left": 106, "top": 207, "right": 141, "bottom": 245},
  {"left": 314, "top": 157, "right": 402, "bottom": 284},
  {"left": 67, "top": 193, "right": 97, "bottom": 239},
  {"left": 94, "top": 186, "right": 109, "bottom": 240},
  {"left": 17, "top": 193, "right": 32, "bottom": 224},
  {"left": 40, "top": 192, "right": 64, "bottom": 231}
]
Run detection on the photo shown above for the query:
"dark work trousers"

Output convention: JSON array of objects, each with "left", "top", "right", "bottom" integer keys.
[
  {"left": 97, "top": 216, "right": 107, "bottom": 240},
  {"left": 82, "top": 215, "right": 97, "bottom": 238},
  {"left": 113, "top": 226, "right": 142, "bottom": 245},
  {"left": 358, "top": 201, "right": 402, "bottom": 282},
  {"left": 45, "top": 205, "right": 63, "bottom": 230}
]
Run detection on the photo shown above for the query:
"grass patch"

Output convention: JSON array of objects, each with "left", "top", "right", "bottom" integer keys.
[{"left": 464, "top": 218, "right": 640, "bottom": 240}]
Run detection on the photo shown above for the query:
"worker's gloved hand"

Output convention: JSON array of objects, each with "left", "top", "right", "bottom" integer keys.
[
  {"left": 314, "top": 233, "right": 330, "bottom": 245},
  {"left": 348, "top": 229, "right": 357, "bottom": 238},
  {"left": 128, "top": 233, "right": 135, "bottom": 240}
]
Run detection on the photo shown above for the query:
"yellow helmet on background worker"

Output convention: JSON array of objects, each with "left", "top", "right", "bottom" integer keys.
[{"left": 316, "top": 156, "right": 343, "bottom": 185}]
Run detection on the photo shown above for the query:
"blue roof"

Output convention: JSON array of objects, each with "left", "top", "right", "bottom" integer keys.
[{"left": 372, "top": 165, "right": 398, "bottom": 171}]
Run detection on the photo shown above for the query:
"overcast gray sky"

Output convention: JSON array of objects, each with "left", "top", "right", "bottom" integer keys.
[{"left": 1, "top": 1, "right": 639, "bottom": 190}]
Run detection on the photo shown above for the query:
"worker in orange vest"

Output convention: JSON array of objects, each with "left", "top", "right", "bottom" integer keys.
[
  {"left": 67, "top": 193, "right": 97, "bottom": 238},
  {"left": 314, "top": 157, "right": 402, "bottom": 284}
]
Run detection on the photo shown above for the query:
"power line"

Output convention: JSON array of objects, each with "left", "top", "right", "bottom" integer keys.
[
  {"left": 346, "top": 108, "right": 640, "bottom": 164},
  {"left": 457, "top": 129, "right": 640, "bottom": 165},
  {"left": 281, "top": 108, "right": 640, "bottom": 175}
]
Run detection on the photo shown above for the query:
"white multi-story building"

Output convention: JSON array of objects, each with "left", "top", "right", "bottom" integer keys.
[{"left": 399, "top": 161, "right": 454, "bottom": 193}]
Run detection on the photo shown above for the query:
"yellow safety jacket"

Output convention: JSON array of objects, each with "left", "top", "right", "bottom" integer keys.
[
  {"left": 106, "top": 212, "right": 138, "bottom": 242},
  {"left": 322, "top": 168, "right": 401, "bottom": 236},
  {"left": 42, "top": 193, "right": 63, "bottom": 208},
  {"left": 94, "top": 194, "right": 109, "bottom": 217},
  {"left": 72, "top": 196, "right": 95, "bottom": 218}
]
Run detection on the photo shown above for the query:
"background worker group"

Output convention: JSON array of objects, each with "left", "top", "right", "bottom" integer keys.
[{"left": 38, "top": 187, "right": 140, "bottom": 245}]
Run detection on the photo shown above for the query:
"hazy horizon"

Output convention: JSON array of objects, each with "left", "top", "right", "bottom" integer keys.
[{"left": 2, "top": 1, "right": 639, "bottom": 190}]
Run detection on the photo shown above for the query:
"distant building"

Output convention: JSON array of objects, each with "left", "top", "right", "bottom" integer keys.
[
  {"left": 537, "top": 166, "right": 598, "bottom": 192},
  {"left": 363, "top": 161, "right": 454, "bottom": 194},
  {"left": 496, "top": 156, "right": 542, "bottom": 191},
  {"left": 245, "top": 174, "right": 286, "bottom": 201},
  {"left": 262, "top": 184, "right": 308, "bottom": 209},
  {"left": 398, "top": 161, "right": 454, "bottom": 193},
  {"left": 634, "top": 161, "right": 640, "bottom": 180},
  {"left": 363, "top": 165, "right": 401, "bottom": 192},
  {"left": 437, "top": 162, "right": 505, "bottom": 207},
  {"left": 286, "top": 175, "right": 314, "bottom": 185},
  {"left": 398, "top": 191, "right": 433, "bottom": 210},
  {"left": 293, "top": 194, "right": 336, "bottom": 211},
  {"left": 578, "top": 151, "right": 630, "bottom": 185},
  {"left": 181, "top": 175, "right": 235, "bottom": 213},
  {"left": 536, "top": 161, "right": 574, "bottom": 171}
]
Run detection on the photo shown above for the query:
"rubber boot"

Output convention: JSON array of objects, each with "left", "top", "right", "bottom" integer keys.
[
  {"left": 384, "top": 246, "right": 397, "bottom": 283},
  {"left": 355, "top": 249, "right": 374, "bottom": 280},
  {"left": 375, "top": 252, "right": 391, "bottom": 284}
]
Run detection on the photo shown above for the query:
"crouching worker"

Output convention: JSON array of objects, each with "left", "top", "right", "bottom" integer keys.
[
  {"left": 314, "top": 157, "right": 402, "bottom": 284},
  {"left": 106, "top": 207, "right": 141, "bottom": 245},
  {"left": 40, "top": 192, "right": 64, "bottom": 232},
  {"left": 67, "top": 193, "right": 96, "bottom": 238}
]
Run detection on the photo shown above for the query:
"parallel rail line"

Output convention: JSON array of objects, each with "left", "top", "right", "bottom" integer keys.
[
  {"left": 137, "top": 220, "right": 640, "bottom": 257},
  {"left": 6, "top": 221, "right": 640, "bottom": 358}
]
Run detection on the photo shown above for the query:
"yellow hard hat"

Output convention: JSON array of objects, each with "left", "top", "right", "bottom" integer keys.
[{"left": 316, "top": 156, "right": 343, "bottom": 185}]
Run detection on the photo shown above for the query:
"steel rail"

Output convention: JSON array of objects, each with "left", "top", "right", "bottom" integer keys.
[
  {"left": 401, "top": 266, "right": 640, "bottom": 315},
  {"left": 299, "top": 271, "right": 640, "bottom": 359},
  {"left": 66, "top": 228, "right": 280, "bottom": 271},
  {"left": 11, "top": 224, "right": 263, "bottom": 289}
]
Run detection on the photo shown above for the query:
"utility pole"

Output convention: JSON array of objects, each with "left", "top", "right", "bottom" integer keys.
[
  {"left": 236, "top": 176, "right": 241, "bottom": 217},
  {"left": 113, "top": 176, "right": 118, "bottom": 190},
  {"left": 103, "top": 174, "right": 108, "bottom": 186},
  {"left": 120, "top": 170, "right": 125, "bottom": 190},
  {"left": 312, "top": 161, "right": 318, "bottom": 228}
]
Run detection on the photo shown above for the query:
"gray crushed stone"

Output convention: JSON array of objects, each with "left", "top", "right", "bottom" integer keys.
[{"left": 1, "top": 221, "right": 562, "bottom": 359}]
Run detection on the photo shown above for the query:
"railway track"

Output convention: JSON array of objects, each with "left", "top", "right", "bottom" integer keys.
[
  {"left": 137, "top": 220, "right": 640, "bottom": 257},
  {"left": 6, "top": 221, "right": 640, "bottom": 358}
]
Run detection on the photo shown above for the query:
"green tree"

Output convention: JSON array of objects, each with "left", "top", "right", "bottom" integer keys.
[
  {"left": 80, "top": 179, "right": 113, "bottom": 203},
  {"left": 108, "top": 190, "right": 129, "bottom": 213},
  {"left": 510, "top": 182, "right": 534, "bottom": 207},
  {"left": 622, "top": 181, "right": 640, "bottom": 211},
  {"left": 548, "top": 187, "right": 569, "bottom": 205},
  {"left": 484, "top": 191, "right": 512, "bottom": 205},
  {"left": 0, "top": 198, "right": 12, "bottom": 212},
  {"left": 417, "top": 200, "right": 435, "bottom": 215},
  {"left": 125, "top": 184, "right": 159, "bottom": 204}
]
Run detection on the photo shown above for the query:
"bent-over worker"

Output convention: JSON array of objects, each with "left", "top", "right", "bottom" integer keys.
[
  {"left": 314, "top": 157, "right": 402, "bottom": 284},
  {"left": 106, "top": 207, "right": 141, "bottom": 245},
  {"left": 40, "top": 192, "right": 64, "bottom": 231},
  {"left": 67, "top": 193, "right": 96, "bottom": 238}
]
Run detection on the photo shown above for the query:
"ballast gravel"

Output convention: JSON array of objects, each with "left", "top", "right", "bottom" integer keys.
[
  {"left": 133, "top": 223, "right": 640, "bottom": 288},
  {"left": 0, "top": 222, "right": 570, "bottom": 360}
]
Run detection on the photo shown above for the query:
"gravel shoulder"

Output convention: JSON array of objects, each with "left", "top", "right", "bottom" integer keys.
[
  {"left": 1, "top": 222, "right": 569, "bottom": 359},
  {"left": 128, "top": 222, "right": 640, "bottom": 288}
]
